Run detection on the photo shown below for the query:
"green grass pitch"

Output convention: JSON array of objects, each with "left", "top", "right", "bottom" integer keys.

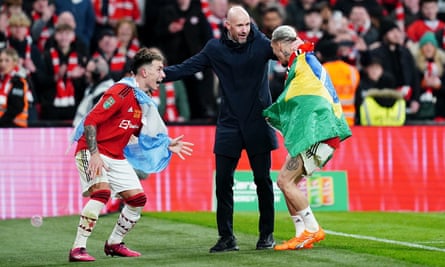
[{"left": 0, "top": 211, "right": 444, "bottom": 266}]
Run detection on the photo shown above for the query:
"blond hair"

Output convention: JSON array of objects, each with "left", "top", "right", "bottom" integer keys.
[
  {"left": 8, "top": 12, "right": 31, "bottom": 27},
  {"left": 0, "top": 47, "right": 19, "bottom": 63}
]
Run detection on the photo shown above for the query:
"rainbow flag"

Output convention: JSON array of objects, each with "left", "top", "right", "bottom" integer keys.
[{"left": 263, "top": 52, "right": 351, "bottom": 157}]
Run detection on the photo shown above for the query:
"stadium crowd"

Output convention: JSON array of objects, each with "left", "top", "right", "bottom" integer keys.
[{"left": 1, "top": 0, "right": 445, "bottom": 127}]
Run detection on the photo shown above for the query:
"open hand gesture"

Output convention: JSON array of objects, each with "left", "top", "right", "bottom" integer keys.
[{"left": 168, "top": 135, "right": 194, "bottom": 160}]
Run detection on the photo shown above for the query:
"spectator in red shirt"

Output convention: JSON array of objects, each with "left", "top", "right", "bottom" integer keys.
[
  {"left": 92, "top": 0, "right": 141, "bottom": 29},
  {"left": 299, "top": 5, "right": 324, "bottom": 45},
  {"left": 406, "top": 0, "right": 445, "bottom": 43}
]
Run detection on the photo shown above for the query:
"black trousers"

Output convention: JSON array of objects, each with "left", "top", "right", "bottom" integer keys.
[{"left": 215, "top": 152, "right": 274, "bottom": 238}]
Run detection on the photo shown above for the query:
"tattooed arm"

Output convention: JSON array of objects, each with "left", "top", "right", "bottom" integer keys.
[
  {"left": 84, "top": 125, "right": 98, "bottom": 155},
  {"left": 84, "top": 124, "right": 108, "bottom": 178}
]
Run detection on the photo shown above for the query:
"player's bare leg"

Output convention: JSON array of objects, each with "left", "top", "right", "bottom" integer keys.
[{"left": 274, "top": 155, "right": 325, "bottom": 250}]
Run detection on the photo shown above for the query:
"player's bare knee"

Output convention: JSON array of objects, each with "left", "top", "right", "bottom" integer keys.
[
  {"left": 277, "top": 173, "right": 300, "bottom": 193},
  {"left": 90, "top": 189, "right": 111, "bottom": 204},
  {"left": 88, "top": 182, "right": 110, "bottom": 194},
  {"left": 276, "top": 175, "right": 288, "bottom": 190},
  {"left": 124, "top": 192, "right": 147, "bottom": 207}
]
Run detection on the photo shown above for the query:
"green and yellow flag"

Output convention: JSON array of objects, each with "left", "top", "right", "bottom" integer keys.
[{"left": 263, "top": 52, "right": 351, "bottom": 157}]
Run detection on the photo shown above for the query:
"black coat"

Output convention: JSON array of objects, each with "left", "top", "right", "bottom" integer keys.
[
  {"left": 164, "top": 25, "right": 278, "bottom": 157},
  {"left": 155, "top": 0, "right": 213, "bottom": 65},
  {"left": 354, "top": 70, "right": 396, "bottom": 125},
  {"left": 369, "top": 44, "right": 421, "bottom": 104}
]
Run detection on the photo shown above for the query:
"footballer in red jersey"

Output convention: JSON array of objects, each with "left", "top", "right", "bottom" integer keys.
[{"left": 69, "top": 48, "right": 193, "bottom": 262}]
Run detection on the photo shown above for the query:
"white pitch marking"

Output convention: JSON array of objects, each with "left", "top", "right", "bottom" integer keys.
[{"left": 325, "top": 230, "right": 445, "bottom": 253}]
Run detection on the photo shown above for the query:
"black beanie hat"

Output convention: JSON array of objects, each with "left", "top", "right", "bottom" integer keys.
[{"left": 379, "top": 19, "right": 399, "bottom": 40}]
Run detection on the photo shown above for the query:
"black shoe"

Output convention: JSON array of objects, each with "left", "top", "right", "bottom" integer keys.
[
  {"left": 209, "top": 236, "right": 239, "bottom": 253},
  {"left": 256, "top": 233, "right": 275, "bottom": 250}
]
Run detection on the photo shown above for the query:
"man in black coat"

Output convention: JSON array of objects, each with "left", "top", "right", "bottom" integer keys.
[
  {"left": 164, "top": 5, "right": 278, "bottom": 252},
  {"left": 369, "top": 19, "right": 420, "bottom": 116},
  {"left": 156, "top": 0, "right": 217, "bottom": 121}
]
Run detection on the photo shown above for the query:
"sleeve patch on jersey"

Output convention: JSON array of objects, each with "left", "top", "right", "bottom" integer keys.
[{"left": 103, "top": 96, "right": 115, "bottom": 109}]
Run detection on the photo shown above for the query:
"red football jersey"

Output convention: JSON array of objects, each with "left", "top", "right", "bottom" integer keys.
[{"left": 76, "top": 83, "right": 143, "bottom": 159}]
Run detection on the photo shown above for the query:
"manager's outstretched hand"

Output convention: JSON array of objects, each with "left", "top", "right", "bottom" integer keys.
[{"left": 168, "top": 135, "right": 194, "bottom": 160}]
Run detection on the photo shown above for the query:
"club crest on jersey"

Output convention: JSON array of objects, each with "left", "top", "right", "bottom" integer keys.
[
  {"left": 103, "top": 96, "right": 115, "bottom": 109},
  {"left": 133, "top": 109, "right": 142, "bottom": 118}
]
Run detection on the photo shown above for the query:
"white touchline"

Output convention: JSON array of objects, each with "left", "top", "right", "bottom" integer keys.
[{"left": 325, "top": 230, "right": 445, "bottom": 253}]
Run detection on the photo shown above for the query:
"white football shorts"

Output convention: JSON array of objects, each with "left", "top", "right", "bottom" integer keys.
[
  {"left": 75, "top": 150, "right": 143, "bottom": 197},
  {"left": 300, "top": 142, "right": 335, "bottom": 176}
]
